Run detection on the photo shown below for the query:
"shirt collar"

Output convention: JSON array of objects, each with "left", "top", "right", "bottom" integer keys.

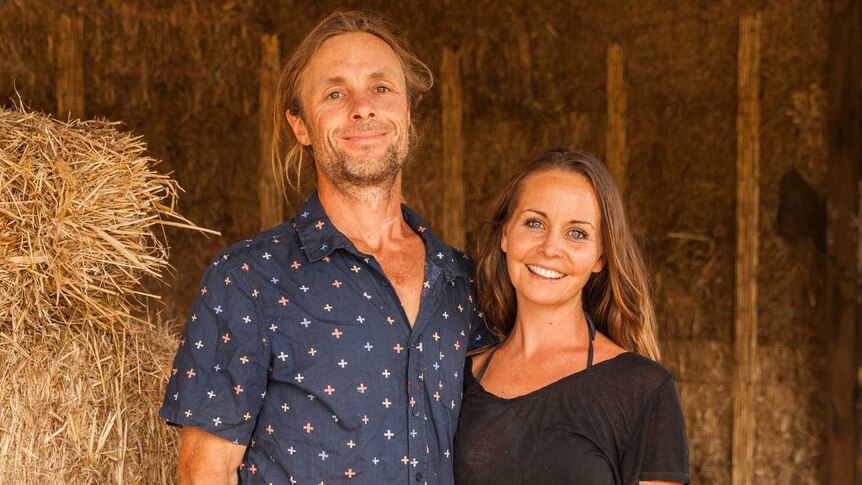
[{"left": 295, "top": 192, "right": 463, "bottom": 282}]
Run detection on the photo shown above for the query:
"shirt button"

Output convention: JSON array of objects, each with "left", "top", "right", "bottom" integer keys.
[
  {"left": 412, "top": 406, "right": 420, "bottom": 417},
  {"left": 381, "top": 278, "right": 390, "bottom": 286},
  {"left": 415, "top": 472, "right": 423, "bottom": 482}
]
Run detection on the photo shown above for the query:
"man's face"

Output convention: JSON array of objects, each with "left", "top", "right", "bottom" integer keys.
[{"left": 288, "top": 32, "right": 411, "bottom": 190}]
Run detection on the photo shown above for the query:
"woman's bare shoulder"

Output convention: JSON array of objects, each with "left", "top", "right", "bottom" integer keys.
[
  {"left": 592, "top": 332, "right": 628, "bottom": 365},
  {"left": 467, "top": 345, "right": 497, "bottom": 377}
]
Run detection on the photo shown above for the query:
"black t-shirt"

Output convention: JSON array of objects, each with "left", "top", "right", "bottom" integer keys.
[{"left": 453, "top": 352, "right": 690, "bottom": 485}]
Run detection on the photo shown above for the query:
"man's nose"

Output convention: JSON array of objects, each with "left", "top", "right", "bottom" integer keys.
[{"left": 350, "top": 91, "right": 376, "bottom": 120}]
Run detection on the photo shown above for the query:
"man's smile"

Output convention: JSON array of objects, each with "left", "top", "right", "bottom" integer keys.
[{"left": 342, "top": 130, "right": 390, "bottom": 142}]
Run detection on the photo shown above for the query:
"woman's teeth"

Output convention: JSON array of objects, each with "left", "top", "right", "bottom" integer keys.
[{"left": 527, "top": 265, "right": 564, "bottom": 279}]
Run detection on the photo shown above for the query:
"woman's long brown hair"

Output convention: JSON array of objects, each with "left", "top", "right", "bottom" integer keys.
[{"left": 475, "top": 149, "right": 661, "bottom": 361}]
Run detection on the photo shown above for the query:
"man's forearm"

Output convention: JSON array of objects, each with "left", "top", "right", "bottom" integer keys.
[
  {"left": 178, "top": 426, "right": 245, "bottom": 485},
  {"left": 179, "top": 462, "right": 238, "bottom": 485}
]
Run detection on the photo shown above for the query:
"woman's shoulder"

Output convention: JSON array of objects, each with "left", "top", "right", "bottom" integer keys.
[
  {"left": 611, "top": 352, "right": 673, "bottom": 376},
  {"left": 593, "top": 333, "right": 673, "bottom": 383},
  {"left": 594, "top": 352, "right": 676, "bottom": 397},
  {"left": 466, "top": 345, "right": 497, "bottom": 378}
]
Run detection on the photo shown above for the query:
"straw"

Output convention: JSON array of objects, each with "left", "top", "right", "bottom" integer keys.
[
  {"left": 0, "top": 105, "right": 214, "bottom": 483},
  {"left": 0, "top": 106, "right": 216, "bottom": 332}
]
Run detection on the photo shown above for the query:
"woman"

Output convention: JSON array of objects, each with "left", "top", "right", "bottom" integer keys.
[{"left": 454, "top": 150, "right": 690, "bottom": 484}]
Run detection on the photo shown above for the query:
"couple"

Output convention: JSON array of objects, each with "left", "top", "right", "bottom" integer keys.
[{"left": 160, "top": 11, "right": 690, "bottom": 485}]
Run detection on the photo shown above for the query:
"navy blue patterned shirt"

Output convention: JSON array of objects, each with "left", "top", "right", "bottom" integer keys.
[{"left": 160, "top": 192, "right": 490, "bottom": 484}]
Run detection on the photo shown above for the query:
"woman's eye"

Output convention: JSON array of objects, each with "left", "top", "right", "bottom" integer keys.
[
  {"left": 568, "top": 229, "right": 587, "bottom": 239},
  {"left": 525, "top": 219, "right": 543, "bottom": 229},
  {"left": 375, "top": 86, "right": 390, "bottom": 94}
]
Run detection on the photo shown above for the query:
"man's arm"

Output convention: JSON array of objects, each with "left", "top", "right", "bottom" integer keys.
[{"left": 178, "top": 426, "right": 247, "bottom": 485}]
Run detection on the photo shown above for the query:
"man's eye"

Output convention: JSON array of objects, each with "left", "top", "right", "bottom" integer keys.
[
  {"left": 375, "top": 86, "right": 390, "bottom": 93},
  {"left": 327, "top": 92, "right": 342, "bottom": 99}
]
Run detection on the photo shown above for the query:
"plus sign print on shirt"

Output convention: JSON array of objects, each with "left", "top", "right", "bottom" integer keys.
[{"left": 160, "top": 192, "right": 492, "bottom": 484}]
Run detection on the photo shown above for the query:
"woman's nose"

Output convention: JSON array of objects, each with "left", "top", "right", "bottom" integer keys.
[{"left": 538, "top": 233, "right": 563, "bottom": 257}]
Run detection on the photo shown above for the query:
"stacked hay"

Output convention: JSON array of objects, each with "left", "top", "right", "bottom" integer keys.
[{"left": 0, "top": 107, "right": 209, "bottom": 483}]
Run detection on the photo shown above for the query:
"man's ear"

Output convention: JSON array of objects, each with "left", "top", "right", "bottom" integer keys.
[{"left": 286, "top": 111, "right": 311, "bottom": 146}]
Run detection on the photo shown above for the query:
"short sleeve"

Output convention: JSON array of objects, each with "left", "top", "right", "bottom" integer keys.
[
  {"left": 159, "top": 256, "right": 270, "bottom": 445},
  {"left": 460, "top": 255, "right": 496, "bottom": 351},
  {"left": 622, "top": 376, "right": 691, "bottom": 485}
]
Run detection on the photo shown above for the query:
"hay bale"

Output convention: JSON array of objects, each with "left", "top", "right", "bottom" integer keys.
[
  {"left": 0, "top": 320, "right": 179, "bottom": 484},
  {"left": 0, "top": 106, "right": 209, "bottom": 330},
  {"left": 0, "top": 106, "right": 210, "bottom": 483}
]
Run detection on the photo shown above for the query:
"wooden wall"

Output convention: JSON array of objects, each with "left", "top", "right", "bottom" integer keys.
[{"left": 1, "top": 1, "right": 856, "bottom": 483}]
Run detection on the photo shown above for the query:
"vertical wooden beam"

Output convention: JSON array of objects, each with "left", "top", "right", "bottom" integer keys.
[
  {"left": 827, "top": 1, "right": 861, "bottom": 483},
  {"left": 258, "top": 33, "right": 285, "bottom": 230},
  {"left": 440, "top": 46, "right": 465, "bottom": 249},
  {"left": 56, "top": 13, "right": 85, "bottom": 120},
  {"left": 606, "top": 43, "right": 627, "bottom": 195},
  {"left": 732, "top": 13, "right": 761, "bottom": 485}
]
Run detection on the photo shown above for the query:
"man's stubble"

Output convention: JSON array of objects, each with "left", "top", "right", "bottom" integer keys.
[{"left": 311, "top": 120, "right": 409, "bottom": 198}]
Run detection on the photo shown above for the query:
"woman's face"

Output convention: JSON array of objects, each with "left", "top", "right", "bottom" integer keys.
[{"left": 501, "top": 169, "right": 605, "bottom": 311}]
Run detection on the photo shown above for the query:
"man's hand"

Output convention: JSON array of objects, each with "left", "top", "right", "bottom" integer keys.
[{"left": 178, "top": 426, "right": 247, "bottom": 485}]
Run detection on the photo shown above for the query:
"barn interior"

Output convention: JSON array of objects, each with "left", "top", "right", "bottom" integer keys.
[{"left": 1, "top": 1, "right": 859, "bottom": 483}]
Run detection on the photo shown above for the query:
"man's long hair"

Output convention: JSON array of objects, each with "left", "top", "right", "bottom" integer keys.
[
  {"left": 272, "top": 11, "right": 434, "bottom": 200},
  {"left": 475, "top": 149, "right": 661, "bottom": 361}
]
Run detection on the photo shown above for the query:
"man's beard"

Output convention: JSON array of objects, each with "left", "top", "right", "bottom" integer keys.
[{"left": 312, "top": 122, "right": 408, "bottom": 192}]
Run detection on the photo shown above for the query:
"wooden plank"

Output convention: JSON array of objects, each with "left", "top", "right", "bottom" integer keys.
[
  {"left": 440, "top": 46, "right": 465, "bottom": 249},
  {"left": 606, "top": 43, "right": 627, "bottom": 195},
  {"left": 258, "top": 33, "right": 285, "bottom": 230},
  {"left": 732, "top": 12, "right": 761, "bottom": 485},
  {"left": 826, "top": 0, "right": 861, "bottom": 483},
  {"left": 56, "top": 13, "right": 85, "bottom": 120}
]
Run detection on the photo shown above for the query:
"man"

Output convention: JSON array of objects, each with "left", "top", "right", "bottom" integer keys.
[{"left": 160, "top": 11, "right": 488, "bottom": 485}]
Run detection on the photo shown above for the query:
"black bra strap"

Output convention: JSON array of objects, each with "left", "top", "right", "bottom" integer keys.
[{"left": 475, "top": 345, "right": 501, "bottom": 383}]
